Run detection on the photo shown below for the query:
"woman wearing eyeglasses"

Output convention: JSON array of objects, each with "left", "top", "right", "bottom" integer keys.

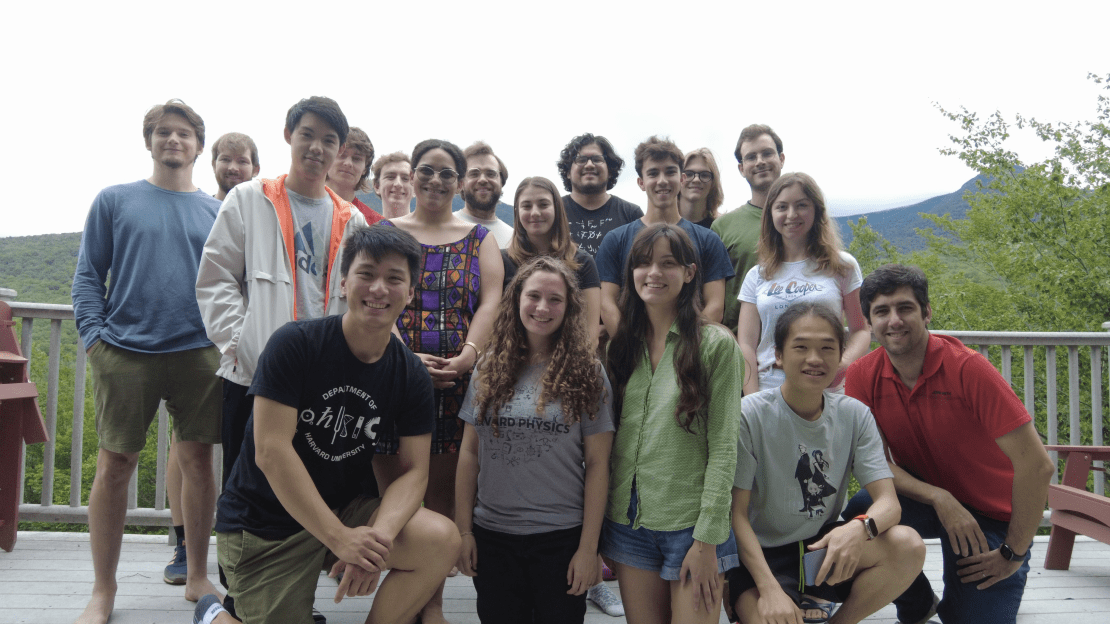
[
  {"left": 377, "top": 138, "right": 504, "bottom": 624},
  {"left": 678, "top": 148, "right": 724, "bottom": 229}
]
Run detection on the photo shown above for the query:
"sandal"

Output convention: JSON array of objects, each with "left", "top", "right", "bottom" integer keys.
[{"left": 796, "top": 596, "right": 836, "bottom": 623}]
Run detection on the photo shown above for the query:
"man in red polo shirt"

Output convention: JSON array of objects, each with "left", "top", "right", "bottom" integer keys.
[{"left": 842, "top": 264, "right": 1053, "bottom": 624}]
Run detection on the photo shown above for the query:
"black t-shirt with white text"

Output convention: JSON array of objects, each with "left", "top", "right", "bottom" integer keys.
[
  {"left": 215, "top": 315, "right": 434, "bottom": 539},
  {"left": 562, "top": 195, "right": 643, "bottom": 257}
]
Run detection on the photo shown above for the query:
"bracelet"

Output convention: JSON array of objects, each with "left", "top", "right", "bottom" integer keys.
[
  {"left": 462, "top": 341, "right": 482, "bottom": 359},
  {"left": 459, "top": 531, "right": 473, "bottom": 537}
]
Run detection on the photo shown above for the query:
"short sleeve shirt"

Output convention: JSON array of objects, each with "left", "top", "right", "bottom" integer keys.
[
  {"left": 595, "top": 218, "right": 735, "bottom": 287},
  {"left": 845, "top": 333, "right": 1032, "bottom": 521},
  {"left": 739, "top": 252, "right": 863, "bottom": 389},
  {"left": 459, "top": 363, "right": 614, "bottom": 534},
  {"left": 562, "top": 195, "right": 644, "bottom": 257},
  {"left": 215, "top": 315, "right": 435, "bottom": 539},
  {"left": 734, "top": 389, "right": 891, "bottom": 547}
]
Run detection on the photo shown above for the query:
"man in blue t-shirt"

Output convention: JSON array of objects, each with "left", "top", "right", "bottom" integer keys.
[
  {"left": 195, "top": 225, "right": 461, "bottom": 624},
  {"left": 596, "top": 136, "right": 734, "bottom": 335},
  {"left": 71, "top": 99, "right": 223, "bottom": 624}
]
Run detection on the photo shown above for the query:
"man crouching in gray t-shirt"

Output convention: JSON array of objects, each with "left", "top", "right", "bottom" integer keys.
[{"left": 727, "top": 302, "right": 926, "bottom": 624}]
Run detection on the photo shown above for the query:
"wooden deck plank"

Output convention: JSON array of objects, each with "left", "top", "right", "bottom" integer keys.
[{"left": 1, "top": 533, "right": 1106, "bottom": 624}]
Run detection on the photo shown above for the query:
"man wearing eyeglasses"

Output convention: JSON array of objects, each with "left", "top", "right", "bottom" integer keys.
[
  {"left": 711, "top": 124, "right": 785, "bottom": 334},
  {"left": 195, "top": 96, "right": 369, "bottom": 621},
  {"left": 556, "top": 133, "right": 644, "bottom": 258},
  {"left": 455, "top": 141, "right": 515, "bottom": 248}
]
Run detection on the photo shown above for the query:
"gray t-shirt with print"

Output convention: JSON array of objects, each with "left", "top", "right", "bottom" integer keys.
[
  {"left": 734, "top": 388, "right": 892, "bottom": 548},
  {"left": 287, "top": 188, "right": 334, "bottom": 320},
  {"left": 459, "top": 362, "right": 615, "bottom": 535}
]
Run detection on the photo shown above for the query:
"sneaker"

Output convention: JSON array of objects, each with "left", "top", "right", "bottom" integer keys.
[
  {"left": 587, "top": 582, "right": 625, "bottom": 617},
  {"left": 193, "top": 594, "right": 226, "bottom": 624},
  {"left": 164, "top": 536, "right": 187, "bottom": 585}
]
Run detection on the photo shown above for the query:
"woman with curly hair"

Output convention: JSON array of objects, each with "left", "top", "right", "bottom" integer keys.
[
  {"left": 455, "top": 256, "right": 615, "bottom": 624},
  {"left": 737, "top": 172, "right": 868, "bottom": 395},
  {"left": 502, "top": 176, "right": 602, "bottom": 346},
  {"left": 603, "top": 223, "right": 743, "bottom": 624}
]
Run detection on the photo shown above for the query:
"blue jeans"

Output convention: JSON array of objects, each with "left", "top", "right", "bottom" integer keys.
[{"left": 843, "top": 491, "right": 1030, "bottom": 624}]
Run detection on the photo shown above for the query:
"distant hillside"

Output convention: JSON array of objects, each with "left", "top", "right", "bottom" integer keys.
[
  {"left": 0, "top": 232, "right": 82, "bottom": 305},
  {"left": 355, "top": 191, "right": 515, "bottom": 224},
  {"left": 835, "top": 174, "right": 989, "bottom": 252}
]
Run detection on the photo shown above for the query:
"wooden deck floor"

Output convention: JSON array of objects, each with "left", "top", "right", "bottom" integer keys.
[{"left": 1, "top": 532, "right": 1106, "bottom": 624}]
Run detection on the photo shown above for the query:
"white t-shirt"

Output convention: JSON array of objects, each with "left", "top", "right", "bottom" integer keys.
[
  {"left": 739, "top": 252, "right": 863, "bottom": 390},
  {"left": 734, "top": 388, "right": 892, "bottom": 548},
  {"left": 455, "top": 209, "right": 516, "bottom": 249}
]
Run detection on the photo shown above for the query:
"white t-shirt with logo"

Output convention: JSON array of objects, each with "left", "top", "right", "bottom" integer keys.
[{"left": 739, "top": 251, "right": 863, "bottom": 390}]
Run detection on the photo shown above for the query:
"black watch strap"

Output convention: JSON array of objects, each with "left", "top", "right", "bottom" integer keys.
[{"left": 999, "top": 542, "right": 1026, "bottom": 561}]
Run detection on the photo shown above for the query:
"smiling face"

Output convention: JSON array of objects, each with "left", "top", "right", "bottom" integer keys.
[
  {"left": 770, "top": 183, "right": 815, "bottom": 246},
  {"left": 637, "top": 156, "right": 685, "bottom": 211},
  {"left": 461, "top": 153, "right": 503, "bottom": 214},
  {"left": 682, "top": 154, "right": 711, "bottom": 203},
  {"left": 148, "top": 112, "right": 201, "bottom": 171},
  {"left": 632, "top": 236, "right": 695, "bottom": 309},
  {"left": 328, "top": 145, "right": 367, "bottom": 197},
  {"left": 517, "top": 185, "right": 557, "bottom": 248},
  {"left": 285, "top": 111, "right": 342, "bottom": 185},
  {"left": 374, "top": 161, "right": 414, "bottom": 214},
  {"left": 738, "top": 133, "right": 784, "bottom": 194},
  {"left": 519, "top": 270, "right": 568, "bottom": 353},
  {"left": 213, "top": 145, "right": 258, "bottom": 195},
  {"left": 341, "top": 251, "right": 414, "bottom": 331},
  {"left": 569, "top": 142, "right": 608, "bottom": 195},
  {"left": 869, "top": 286, "right": 932, "bottom": 359},
  {"left": 412, "top": 147, "right": 461, "bottom": 212},
  {"left": 776, "top": 313, "right": 843, "bottom": 395}
]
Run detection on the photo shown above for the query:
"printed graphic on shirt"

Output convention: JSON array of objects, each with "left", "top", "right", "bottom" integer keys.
[
  {"left": 295, "top": 222, "right": 322, "bottom": 278},
  {"left": 480, "top": 380, "right": 572, "bottom": 468},
  {"left": 793, "top": 443, "right": 837, "bottom": 519},
  {"left": 570, "top": 216, "right": 617, "bottom": 256},
  {"left": 764, "top": 279, "right": 826, "bottom": 312},
  {"left": 297, "top": 385, "right": 381, "bottom": 463}
]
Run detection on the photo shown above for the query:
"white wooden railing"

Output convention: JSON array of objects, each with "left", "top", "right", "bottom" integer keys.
[{"left": 3, "top": 295, "right": 1107, "bottom": 530}]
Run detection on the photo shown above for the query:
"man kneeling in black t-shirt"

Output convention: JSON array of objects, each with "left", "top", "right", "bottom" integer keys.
[{"left": 195, "top": 224, "right": 461, "bottom": 624}]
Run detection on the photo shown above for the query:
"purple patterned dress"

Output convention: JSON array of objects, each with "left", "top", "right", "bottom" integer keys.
[{"left": 378, "top": 222, "right": 489, "bottom": 454}]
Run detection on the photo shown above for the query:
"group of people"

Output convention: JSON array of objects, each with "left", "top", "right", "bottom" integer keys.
[{"left": 69, "top": 96, "right": 1056, "bottom": 624}]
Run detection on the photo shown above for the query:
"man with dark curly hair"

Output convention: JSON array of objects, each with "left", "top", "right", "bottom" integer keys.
[{"left": 556, "top": 133, "right": 643, "bottom": 258}]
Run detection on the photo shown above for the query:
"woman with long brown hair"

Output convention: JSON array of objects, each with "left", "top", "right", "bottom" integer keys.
[
  {"left": 738, "top": 172, "right": 869, "bottom": 395},
  {"left": 603, "top": 223, "right": 742, "bottom": 624}
]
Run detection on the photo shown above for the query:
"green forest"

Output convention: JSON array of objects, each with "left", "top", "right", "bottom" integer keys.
[{"left": 2, "top": 75, "right": 1108, "bottom": 533}]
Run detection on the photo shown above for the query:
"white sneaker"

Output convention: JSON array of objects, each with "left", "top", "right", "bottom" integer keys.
[{"left": 587, "top": 582, "right": 625, "bottom": 617}]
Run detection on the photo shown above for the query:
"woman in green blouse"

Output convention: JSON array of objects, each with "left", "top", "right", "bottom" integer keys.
[{"left": 602, "top": 223, "right": 743, "bottom": 624}]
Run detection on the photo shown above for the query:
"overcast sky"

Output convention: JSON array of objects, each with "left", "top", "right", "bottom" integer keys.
[{"left": 2, "top": 1, "right": 1106, "bottom": 237}]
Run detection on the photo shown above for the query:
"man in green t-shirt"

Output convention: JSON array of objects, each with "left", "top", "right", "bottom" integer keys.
[{"left": 710, "top": 124, "right": 785, "bottom": 333}]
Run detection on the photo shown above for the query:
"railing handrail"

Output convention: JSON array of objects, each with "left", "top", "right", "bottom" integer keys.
[{"left": 5, "top": 298, "right": 1107, "bottom": 533}]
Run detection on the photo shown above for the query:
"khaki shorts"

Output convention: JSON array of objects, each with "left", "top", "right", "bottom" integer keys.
[
  {"left": 218, "top": 496, "right": 383, "bottom": 623},
  {"left": 89, "top": 341, "right": 222, "bottom": 453}
]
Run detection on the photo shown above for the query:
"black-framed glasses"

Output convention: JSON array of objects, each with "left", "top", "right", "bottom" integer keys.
[
  {"left": 684, "top": 170, "right": 714, "bottom": 182},
  {"left": 415, "top": 164, "right": 460, "bottom": 183},
  {"left": 574, "top": 155, "right": 605, "bottom": 166}
]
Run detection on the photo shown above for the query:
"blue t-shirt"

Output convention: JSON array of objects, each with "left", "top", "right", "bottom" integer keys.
[
  {"left": 595, "top": 218, "right": 735, "bottom": 286},
  {"left": 72, "top": 180, "right": 220, "bottom": 353}
]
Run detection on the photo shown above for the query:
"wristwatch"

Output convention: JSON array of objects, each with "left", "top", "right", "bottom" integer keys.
[
  {"left": 999, "top": 542, "right": 1027, "bottom": 561},
  {"left": 853, "top": 514, "right": 878, "bottom": 540}
]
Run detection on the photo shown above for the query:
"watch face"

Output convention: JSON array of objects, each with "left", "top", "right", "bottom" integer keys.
[
  {"left": 1000, "top": 544, "right": 1016, "bottom": 560},
  {"left": 866, "top": 517, "right": 878, "bottom": 539}
]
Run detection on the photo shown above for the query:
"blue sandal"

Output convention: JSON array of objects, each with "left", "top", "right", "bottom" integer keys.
[{"left": 797, "top": 596, "right": 836, "bottom": 623}]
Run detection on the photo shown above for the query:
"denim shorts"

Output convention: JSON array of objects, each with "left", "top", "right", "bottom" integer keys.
[{"left": 600, "top": 486, "right": 739, "bottom": 581}]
